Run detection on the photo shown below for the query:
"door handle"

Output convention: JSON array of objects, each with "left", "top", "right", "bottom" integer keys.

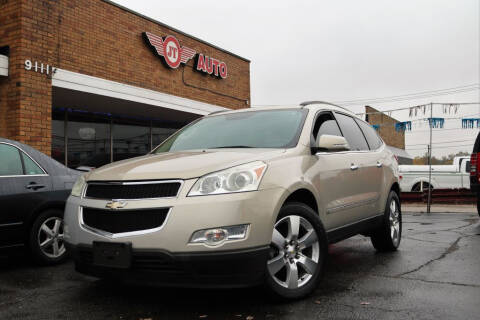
[
  {"left": 376, "top": 161, "right": 383, "bottom": 168},
  {"left": 25, "top": 183, "right": 46, "bottom": 190},
  {"left": 350, "top": 164, "right": 358, "bottom": 171}
]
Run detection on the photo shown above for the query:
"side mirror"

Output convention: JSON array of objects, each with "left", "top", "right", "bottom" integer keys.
[{"left": 316, "top": 134, "right": 350, "bottom": 153}]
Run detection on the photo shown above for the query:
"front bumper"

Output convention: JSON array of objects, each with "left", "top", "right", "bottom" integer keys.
[
  {"left": 64, "top": 180, "right": 285, "bottom": 253},
  {"left": 67, "top": 243, "right": 270, "bottom": 288}
]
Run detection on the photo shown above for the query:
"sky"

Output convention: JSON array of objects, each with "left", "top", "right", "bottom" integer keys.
[{"left": 113, "top": 0, "right": 479, "bottom": 158}]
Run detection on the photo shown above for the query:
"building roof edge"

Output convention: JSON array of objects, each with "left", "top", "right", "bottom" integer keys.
[{"left": 102, "top": 0, "right": 251, "bottom": 63}]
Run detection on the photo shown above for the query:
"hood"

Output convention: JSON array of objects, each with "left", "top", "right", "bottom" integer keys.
[{"left": 86, "top": 149, "right": 286, "bottom": 181}]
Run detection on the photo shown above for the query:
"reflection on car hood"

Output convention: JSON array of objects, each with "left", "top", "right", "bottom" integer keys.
[{"left": 85, "top": 149, "right": 286, "bottom": 181}]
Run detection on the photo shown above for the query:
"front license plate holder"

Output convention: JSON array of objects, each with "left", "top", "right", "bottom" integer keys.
[{"left": 92, "top": 241, "right": 132, "bottom": 269}]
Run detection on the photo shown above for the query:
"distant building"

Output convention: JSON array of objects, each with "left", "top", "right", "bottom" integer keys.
[{"left": 365, "top": 106, "right": 413, "bottom": 164}]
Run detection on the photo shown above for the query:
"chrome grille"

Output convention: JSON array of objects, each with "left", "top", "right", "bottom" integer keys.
[
  {"left": 84, "top": 180, "right": 182, "bottom": 200},
  {"left": 82, "top": 207, "right": 169, "bottom": 234}
]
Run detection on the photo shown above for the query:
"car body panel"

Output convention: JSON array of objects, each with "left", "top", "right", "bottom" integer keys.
[
  {"left": 63, "top": 103, "right": 399, "bottom": 286},
  {"left": 86, "top": 149, "right": 287, "bottom": 181},
  {"left": 0, "top": 138, "right": 81, "bottom": 249}
]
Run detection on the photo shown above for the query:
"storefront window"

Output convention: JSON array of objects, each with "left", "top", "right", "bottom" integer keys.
[
  {"left": 152, "top": 126, "right": 178, "bottom": 149},
  {"left": 51, "top": 110, "right": 66, "bottom": 165},
  {"left": 112, "top": 119, "right": 150, "bottom": 161},
  {"left": 67, "top": 113, "right": 111, "bottom": 169},
  {"left": 51, "top": 108, "right": 187, "bottom": 169}
]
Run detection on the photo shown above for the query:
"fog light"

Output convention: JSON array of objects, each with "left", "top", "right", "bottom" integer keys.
[
  {"left": 190, "top": 224, "right": 249, "bottom": 246},
  {"left": 205, "top": 229, "right": 228, "bottom": 245}
]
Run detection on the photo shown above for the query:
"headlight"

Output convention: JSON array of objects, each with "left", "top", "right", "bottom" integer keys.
[
  {"left": 188, "top": 161, "right": 267, "bottom": 196},
  {"left": 71, "top": 175, "right": 86, "bottom": 197}
]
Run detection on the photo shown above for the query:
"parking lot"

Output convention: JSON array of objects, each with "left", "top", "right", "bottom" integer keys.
[{"left": 1, "top": 209, "right": 479, "bottom": 320}]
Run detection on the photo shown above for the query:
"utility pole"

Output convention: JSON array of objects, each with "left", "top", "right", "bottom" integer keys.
[{"left": 427, "top": 102, "right": 433, "bottom": 214}]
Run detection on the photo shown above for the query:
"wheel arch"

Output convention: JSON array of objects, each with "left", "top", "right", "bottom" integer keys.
[
  {"left": 390, "top": 181, "right": 400, "bottom": 196},
  {"left": 23, "top": 201, "right": 66, "bottom": 242},
  {"left": 283, "top": 188, "right": 319, "bottom": 214}
]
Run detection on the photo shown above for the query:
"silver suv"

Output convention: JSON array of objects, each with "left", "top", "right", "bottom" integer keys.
[{"left": 64, "top": 101, "right": 401, "bottom": 299}]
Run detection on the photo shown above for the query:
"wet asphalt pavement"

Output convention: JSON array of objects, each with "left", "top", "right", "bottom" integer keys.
[{"left": 1, "top": 211, "right": 479, "bottom": 320}]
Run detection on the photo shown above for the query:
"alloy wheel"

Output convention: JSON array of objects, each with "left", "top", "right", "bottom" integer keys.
[
  {"left": 37, "top": 217, "right": 66, "bottom": 259},
  {"left": 389, "top": 199, "right": 401, "bottom": 247},
  {"left": 267, "top": 215, "right": 320, "bottom": 289}
]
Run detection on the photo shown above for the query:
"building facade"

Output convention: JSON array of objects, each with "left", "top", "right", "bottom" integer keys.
[
  {"left": 0, "top": 0, "right": 250, "bottom": 168},
  {"left": 365, "top": 106, "right": 412, "bottom": 164}
]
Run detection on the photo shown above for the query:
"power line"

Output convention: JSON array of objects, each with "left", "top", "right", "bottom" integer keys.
[
  {"left": 407, "top": 139, "right": 476, "bottom": 147},
  {"left": 337, "top": 86, "right": 480, "bottom": 106},
  {"left": 334, "top": 84, "right": 479, "bottom": 104},
  {"left": 357, "top": 102, "right": 480, "bottom": 116}
]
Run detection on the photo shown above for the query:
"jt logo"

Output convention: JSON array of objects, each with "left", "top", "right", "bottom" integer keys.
[{"left": 167, "top": 46, "right": 178, "bottom": 59}]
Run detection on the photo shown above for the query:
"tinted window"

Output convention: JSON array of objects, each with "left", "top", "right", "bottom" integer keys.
[
  {"left": 466, "top": 160, "right": 471, "bottom": 173},
  {"left": 355, "top": 119, "right": 383, "bottom": 150},
  {"left": 318, "top": 120, "right": 342, "bottom": 138},
  {"left": 0, "top": 144, "right": 23, "bottom": 176},
  {"left": 154, "top": 109, "right": 308, "bottom": 152},
  {"left": 334, "top": 113, "right": 369, "bottom": 151},
  {"left": 22, "top": 152, "right": 45, "bottom": 175},
  {"left": 313, "top": 112, "right": 343, "bottom": 142}
]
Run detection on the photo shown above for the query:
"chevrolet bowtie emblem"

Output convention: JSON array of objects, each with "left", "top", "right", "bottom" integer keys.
[{"left": 105, "top": 200, "right": 127, "bottom": 210}]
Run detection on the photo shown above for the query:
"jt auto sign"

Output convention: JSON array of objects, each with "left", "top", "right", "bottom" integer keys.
[{"left": 143, "top": 32, "right": 228, "bottom": 79}]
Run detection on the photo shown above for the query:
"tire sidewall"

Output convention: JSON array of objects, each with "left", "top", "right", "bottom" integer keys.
[
  {"left": 265, "top": 202, "right": 328, "bottom": 300},
  {"left": 385, "top": 191, "right": 402, "bottom": 249},
  {"left": 29, "top": 209, "right": 68, "bottom": 265}
]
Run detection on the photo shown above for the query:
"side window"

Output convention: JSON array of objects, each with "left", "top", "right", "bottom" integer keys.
[
  {"left": 465, "top": 160, "right": 471, "bottom": 173},
  {"left": 334, "top": 113, "right": 369, "bottom": 151},
  {"left": 22, "top": 152, "right": 45, "bottom": 175},
  {"left": 355, "top": 119, "right": 383, "bottom": 150},
  {"left": 0, "top": 144, "right": 24, "bottom": 176},
  {"left": 313, "top": 112, "right": 343, "bottom": 142}
]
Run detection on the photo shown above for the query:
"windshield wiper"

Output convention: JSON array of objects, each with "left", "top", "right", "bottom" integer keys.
[{"left": 213, "top": 145, "right": 254, "bottom": 148}]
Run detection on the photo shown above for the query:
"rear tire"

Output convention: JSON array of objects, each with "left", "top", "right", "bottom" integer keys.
[
  {"left": 371, "top": 191, "right": 402, "bottom": 252},
  {"left": 477, "top": 191, "right": 480, "bottom": 217},
  {"left": 29, "top": 209, "right": 68, "bottom": 265},
  {"left": 264, "top": 202, "right": 327, "bottom": 300}
]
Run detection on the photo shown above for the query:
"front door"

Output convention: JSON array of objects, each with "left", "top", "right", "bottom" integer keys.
[{"left": 0, "top": 143, "right": 52, "bottom": 247}]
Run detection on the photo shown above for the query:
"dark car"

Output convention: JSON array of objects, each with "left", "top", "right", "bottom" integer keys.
[
  {"left": 0, "top": 138, "right": 81, "bottom": 264},
  {"left": 470, "top": 133, "right": 480, "bottom": 216}
]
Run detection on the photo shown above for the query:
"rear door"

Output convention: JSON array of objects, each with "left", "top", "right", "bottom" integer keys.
[
  {"left": 354, "top": 118, "right": 386, "bottom": 216},
  {"left": 333, "top": 113, "right": 380, "bottom": 221},
  {"left": 0, "top": 143, "right": 52, "bottom": 247}
]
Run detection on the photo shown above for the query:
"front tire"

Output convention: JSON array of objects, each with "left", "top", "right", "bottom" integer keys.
[
  {"left": 265, "top": 202, "right": 327, "bottom": 299},
  {"left": 371, "top": 191, "right": 402, "bottom": 252},
  {"left": 29, "top": 209, "right": 68, "bottom": 265}
]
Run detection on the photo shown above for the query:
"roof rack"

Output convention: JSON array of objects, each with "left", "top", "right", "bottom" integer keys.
[
  {"left": 299, "top": 101, "right": 353, "bottom": 114},
  {"left": 208, "top": 110, "right": 229, "bottom": 115}
]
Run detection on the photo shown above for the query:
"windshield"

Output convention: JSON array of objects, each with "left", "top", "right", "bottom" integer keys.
[{"left": 153, "top": 109, "right": 308, "bottom": 153}]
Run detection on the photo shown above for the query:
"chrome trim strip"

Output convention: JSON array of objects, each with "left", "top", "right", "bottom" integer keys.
[
  {"left": 82, "top": 179, "right": 184, "bottom": 201},
  {"left": 327, "top": 195, "right": 380, "bottom": 214},
  {"left": 79, "top": 206, "right": 171, "bottom": 239},
  {"left": 0, "top": 222, "right": 23, "bottom": 227},
  {"left": 0, "top": 142, "right": 48, "bottom": 175},
  {"left": 0, "top": 174, "right": 49, "bottom": 178}
]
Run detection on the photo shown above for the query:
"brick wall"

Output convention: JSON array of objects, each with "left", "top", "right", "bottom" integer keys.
[
  {"left": 0, "top": 0, "right": 22, "bottom": 141},
  {"left": 365, "top": 106, "right": 405, "bottom": 149},
  {"left": 0, "top": 0, "right": 251, "bottom": 155}
]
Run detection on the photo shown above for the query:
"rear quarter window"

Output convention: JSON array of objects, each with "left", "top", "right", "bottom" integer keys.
[{"left": 355, "top": 119, "right": 384, "bottom": 150}]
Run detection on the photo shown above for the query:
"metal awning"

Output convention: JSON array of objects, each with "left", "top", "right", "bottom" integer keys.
[{"left": 0, "top": 55, "right": 8, "bottom": 76}]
